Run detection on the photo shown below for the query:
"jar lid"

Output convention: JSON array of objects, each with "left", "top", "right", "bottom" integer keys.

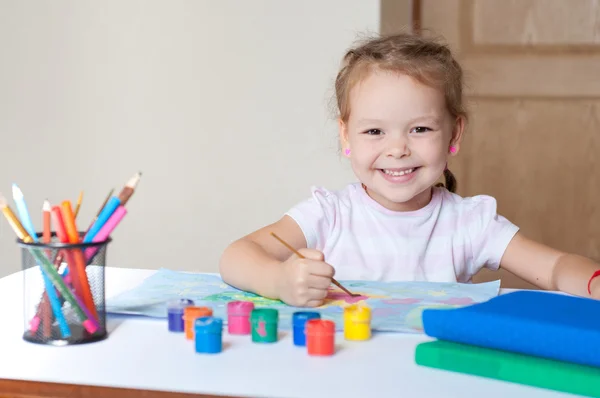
[
  {"left": 227, "top": 300, "right": 254, "bottom": 315},
  {"left": 167, "top": 298, "right": 195, "bottom": 314},
  {"left": 306, "top": 319, "right": 335, "bottom": 335},
  {"left": 344, "top": 303, "right": 371, "bottom": 322},
  {"left": 194, "top": 316, "right": 223, "bottom": 334},
  {"left": 183, "top": 306, "right": 213, "bottom": 320},
  {"left": 250, "top": 308, "right": 278, "bottom": 323},
  {"left": 292, "top": 311, "right": 321, "bottom": 327}
]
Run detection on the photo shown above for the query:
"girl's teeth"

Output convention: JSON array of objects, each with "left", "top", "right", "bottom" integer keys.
[{"left": 384, "top": 168, "right": 414, "bottom": 176}]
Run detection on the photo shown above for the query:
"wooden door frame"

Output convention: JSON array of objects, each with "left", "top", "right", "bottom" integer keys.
[{"left": 380, "top": 0, "right": 420, "bottom": 35}]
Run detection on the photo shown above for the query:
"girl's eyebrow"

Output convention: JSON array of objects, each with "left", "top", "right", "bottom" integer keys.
[
  {"left": 355, "top": 115, "right": 441, "bottom": 127},
  {"left": 355, "top": 118, "right": 384, "bottom": 126},
  {"left": 408, "top": 115, "right": 441, "bottom": 124}
]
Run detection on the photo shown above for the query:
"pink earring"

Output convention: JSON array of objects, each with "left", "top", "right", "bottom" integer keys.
[
  {"left": 344, "top": 148, "right": 351, "bottom": 156},
  {"left": 449, "top": 145, "right": 457, "bottom": 154}
]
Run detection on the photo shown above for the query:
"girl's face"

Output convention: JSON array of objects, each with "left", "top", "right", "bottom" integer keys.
[{"left": 340, "top": 69, "right": 464, "bottom": 212}]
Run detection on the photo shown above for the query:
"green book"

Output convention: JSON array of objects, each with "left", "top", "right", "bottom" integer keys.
[{"left": 415, "top": 340, "right": 600, "bottom": 397}]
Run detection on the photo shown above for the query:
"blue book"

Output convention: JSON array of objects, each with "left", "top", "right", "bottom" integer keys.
[{"left": 421, "top": 290, "right": 600, "bottom": 368}]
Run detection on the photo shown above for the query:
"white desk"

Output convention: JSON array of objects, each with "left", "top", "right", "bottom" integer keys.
[{"left": 0, "top": 267, "right": 574, "bottom": 398}]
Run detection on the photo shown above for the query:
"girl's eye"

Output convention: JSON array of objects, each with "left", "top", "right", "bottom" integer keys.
[
  {"left": 411, "top": 126, "right": 431, "bottom": 134},
  {"left": 364, "top": 129, "right": 382, "bottom": 135}
]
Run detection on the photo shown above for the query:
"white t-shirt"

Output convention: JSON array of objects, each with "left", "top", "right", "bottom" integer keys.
[{"left": 285, "top": 183, "right": 519, "bottom": 282}]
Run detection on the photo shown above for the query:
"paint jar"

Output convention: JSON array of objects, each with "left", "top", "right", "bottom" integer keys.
[
  {"left": 292, "top": 311, "right": 321, "bottom": 346},
  {"left": 250, "top": 308, "right": 278, "bottom": 343},
  {"left": 306, "top": 319, "right": 335, "bottom": 356},
  {"left": 227, "top": 301, "right": 254, "bottom": 335},
  {"left": 183, "top": 306, "right": 212, "bottom": 340},
  {"left": 194, "top": 316, "right": 223, "bottom": 354},
  {"left": 343, "top": 303, "right": 371, "bottom": 341},
  {"left": 167, "top": 299, "right": 194, "bottom": 332}
]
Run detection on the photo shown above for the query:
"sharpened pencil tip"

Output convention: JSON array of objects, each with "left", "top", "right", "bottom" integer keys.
[
  {"left": 43, "top": 199, "right": 51, "bottom": 212},
  {"left": 11, "top": 183, "right": 23, "bottom": 199},
  {"left": 125, "top": 171, "right": 142, "bottom": 189}
]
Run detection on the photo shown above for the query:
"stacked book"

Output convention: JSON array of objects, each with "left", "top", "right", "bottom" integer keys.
[{"left": 416, "top": 290, "right": 600, "bottom": 396}]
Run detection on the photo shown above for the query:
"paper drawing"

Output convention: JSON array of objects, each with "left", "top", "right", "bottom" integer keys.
[{"left": 106, "top": 268, "right": 500, "bottom": 333}]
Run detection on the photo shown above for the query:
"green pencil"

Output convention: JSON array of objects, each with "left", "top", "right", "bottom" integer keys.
[{"left": 30, "top": 249, "right": 99, "bottom": 334}]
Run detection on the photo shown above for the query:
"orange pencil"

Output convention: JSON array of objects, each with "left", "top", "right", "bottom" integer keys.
[{"left": 61, "top": 200, "right": 98, "bottom": 321}]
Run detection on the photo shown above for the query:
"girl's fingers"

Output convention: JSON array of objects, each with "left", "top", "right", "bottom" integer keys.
[
  {"left": 308, "top": 274, "right": 332, "bottom": 289},
  {"left": 305, "top": 299, "right": 325, "bottom": 308},
  {"left": 308, "top": 287, "right": 329, "bottom": 300}
]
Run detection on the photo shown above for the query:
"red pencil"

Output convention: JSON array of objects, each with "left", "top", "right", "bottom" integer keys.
[{"left": 51, "top": 206, "right": 85, "bottom": 307}]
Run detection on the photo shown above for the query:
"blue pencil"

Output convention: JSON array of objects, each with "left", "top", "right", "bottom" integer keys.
[{"left": 12, "top": 184, "right": 71, "bottom": 338}]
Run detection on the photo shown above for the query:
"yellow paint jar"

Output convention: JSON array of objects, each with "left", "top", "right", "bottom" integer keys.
[{"left": 343, "top": 303, "right": 371, "bottom": 341}]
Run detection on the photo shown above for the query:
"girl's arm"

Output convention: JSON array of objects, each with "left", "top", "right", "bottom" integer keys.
[
  {"left": 218, "top": 215, "right": 308, "bottom": 298},
  {"left": 500, "top": 231, "right": 600, "bottom": 298}
]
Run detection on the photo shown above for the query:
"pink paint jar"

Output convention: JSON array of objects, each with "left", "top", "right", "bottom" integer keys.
[{"left": 227, "top": 301, "right": 254, "bottom": 334}]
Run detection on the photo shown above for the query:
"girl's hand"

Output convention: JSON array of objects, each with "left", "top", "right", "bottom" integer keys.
[{"left": 275, "top": 248, "right": 335, "bottom": 307}]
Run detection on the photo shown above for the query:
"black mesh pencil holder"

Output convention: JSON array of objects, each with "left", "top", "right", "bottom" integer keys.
[{"left": 18, "top": 232, "right": 111, "bottom": 346}]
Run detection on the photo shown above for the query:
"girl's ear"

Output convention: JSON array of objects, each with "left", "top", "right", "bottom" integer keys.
[
  {"left": 449, "top": 115, "right": 466, "bottom": 155},
  {"left": 338, "top": 118, "right": 350, "bottom": 155}
]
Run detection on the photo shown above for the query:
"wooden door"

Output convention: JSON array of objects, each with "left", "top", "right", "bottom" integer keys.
[{"left": 414, "top": 0, "right": 600, "bottom": 288}]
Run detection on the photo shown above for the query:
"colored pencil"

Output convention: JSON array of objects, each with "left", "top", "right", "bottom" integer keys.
[
  {"left": 85, "top": 205, "right": 127, "bottom": 264},
  {"left": 61, "top": 200, "right": 98, "bottom": 320},
  {"left": 41, "top": 199, "right": 52, "bottom": 338},
  {"left": 51, "top": 207, "right": 85, "bottom": 304},
  {"left": 43, "top": 199, "right": 51, "bottom": 245},
  {"left": 269, "top": 232, "right": 358, "bottom": 297},
  {"left": 53, "top": 189, "right": 97, "bottom": 275},
  {"left": 84, "top": 188, "right": 114, "bottom": 234},
  {"left": 83, "top": 172, "right": 141, "bottom": 243},
  {"left": 26, "top": 199, "right": 57, "bottom": 334},
  {"left": 73, "top": 190, "right": 83, "bottom": 219}
]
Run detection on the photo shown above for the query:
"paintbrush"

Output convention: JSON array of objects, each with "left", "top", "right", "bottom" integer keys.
[{"left": 270, "top": 232, "right": 359, "bottom": 297}]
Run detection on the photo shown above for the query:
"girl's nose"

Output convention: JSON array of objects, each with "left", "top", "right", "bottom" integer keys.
[{"left": 386, "top": 136, "right": 411, "bottom": 158}]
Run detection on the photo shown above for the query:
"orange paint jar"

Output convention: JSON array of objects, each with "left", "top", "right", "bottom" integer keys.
[{"left": 183, "top": 306, "right": 212, "bottom": 340}]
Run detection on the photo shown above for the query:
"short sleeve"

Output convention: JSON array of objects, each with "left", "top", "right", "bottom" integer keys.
[
  {"left": 467, "top": 196, "right": 520, "bottom": 273},
  {"left": 284, "top": 186, "right": 337, "bottom": 250}
]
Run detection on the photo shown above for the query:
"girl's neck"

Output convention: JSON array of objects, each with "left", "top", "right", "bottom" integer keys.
[{"left": 361, "top": 183, "right": 434, "bottom": 212}]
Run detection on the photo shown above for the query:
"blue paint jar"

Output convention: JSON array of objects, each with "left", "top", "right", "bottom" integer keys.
[
  {"left": 167, "top": 299, "right": 194, "bottom": 332},
  {"left": 194, "top": 316, "right": 223, "bottom": 354},
  {"left": 292, "top": 311, "right": 321, "bottom": 346}
]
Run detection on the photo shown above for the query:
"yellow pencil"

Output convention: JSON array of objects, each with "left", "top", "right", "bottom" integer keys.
[
  {"left": 0, "top": 194, "right": 32, "bottom": 243},
  {"left": 73, "top": 190, "right": 84, "bottom": 219}
]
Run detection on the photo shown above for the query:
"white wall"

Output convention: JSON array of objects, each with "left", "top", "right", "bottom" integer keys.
[{"left": 0, "top": 1, "right": 380, "bottom": 277}]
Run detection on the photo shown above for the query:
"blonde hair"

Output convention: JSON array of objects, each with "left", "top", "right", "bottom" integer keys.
[{"left": 334, "top": 32, "right": 466, "bottom": 193}]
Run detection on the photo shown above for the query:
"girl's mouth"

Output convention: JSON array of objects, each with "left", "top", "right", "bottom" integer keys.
[
  {"left": 378, "top": 167, "right": 420, "bottom": 182},
  {"left": 380, "top": 167, "right": 418, "bottom": 176}
]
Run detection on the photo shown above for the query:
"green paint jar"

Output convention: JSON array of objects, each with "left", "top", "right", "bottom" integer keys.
[{"left": 250, "top": 308, "right": 278, "bottom": 343}]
